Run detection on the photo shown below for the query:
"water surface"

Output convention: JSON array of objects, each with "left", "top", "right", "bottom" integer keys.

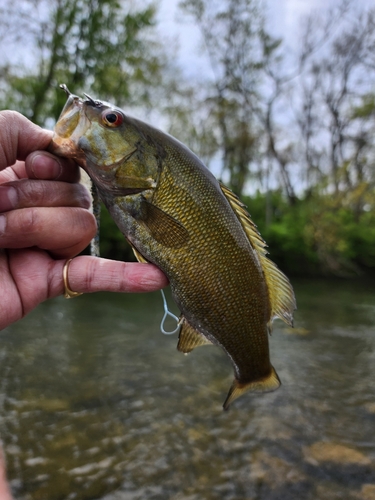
[{"left": 0, "top": 279, "right": 374, "bottom": 499}]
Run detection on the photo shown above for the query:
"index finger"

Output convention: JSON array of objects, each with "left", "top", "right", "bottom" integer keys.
[{"left": 63, "top": 256, "right": 169, "bottom": 294}]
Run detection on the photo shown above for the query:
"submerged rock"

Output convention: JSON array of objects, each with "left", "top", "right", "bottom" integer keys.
[
  {"left": 364, "top": 403, "right": 375, "bottom": 414},
  {"left": 359, "top": 484, "right": 375, "bottom": 500},
  {"left": 303, "top": 442, "right": 371, "bottom": 467}
]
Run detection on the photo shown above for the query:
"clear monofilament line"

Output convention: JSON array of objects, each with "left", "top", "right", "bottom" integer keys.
[{"left": 160, "top": 289, "right": 180, "bottom": 335}]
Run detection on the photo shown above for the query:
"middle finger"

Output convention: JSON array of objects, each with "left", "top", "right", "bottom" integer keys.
[
  {"left": 0, "top": 206, "right": 97, "bottom": 258},
  {"left": 0, "top": 179, "right": 91, "bottom": 212}
]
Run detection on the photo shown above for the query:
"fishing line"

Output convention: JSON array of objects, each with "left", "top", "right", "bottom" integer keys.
[
  {"left": 160, "top": 289, "right": 180, "bottom": 335},
  {"left": 90, "top": 182, "right": 101, "bottom": 257}
]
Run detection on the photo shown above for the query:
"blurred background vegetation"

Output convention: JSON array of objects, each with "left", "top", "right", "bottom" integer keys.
[{"left": 1, "top": 0, "right": 374, "bottom": 277}]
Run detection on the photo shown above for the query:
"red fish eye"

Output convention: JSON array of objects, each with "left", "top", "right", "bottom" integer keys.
[{"left": 102, "top": 110, "right": 123, "bottom": 127}]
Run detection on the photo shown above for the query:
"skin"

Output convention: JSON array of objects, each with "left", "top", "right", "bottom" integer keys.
[
  {"left": 0, "top": 111, "right": 168, "bottom": 331},
  {"left": 0, "top": 111, "right": 168, "bottom": 494}
]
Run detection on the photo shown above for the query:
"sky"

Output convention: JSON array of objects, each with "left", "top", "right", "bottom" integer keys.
[
  {"left": 156, "top": 0, "right": 321, "bottom": 76},
  {"left": 157, "top": 0, "right": 374, "bottom": 76},
  {"left": 155, "top": 0, "right": 374, "bottom": 184}
]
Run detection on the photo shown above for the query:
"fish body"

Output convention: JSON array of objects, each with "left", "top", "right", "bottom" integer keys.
[{"left": 51, "top": 86, "right": 296, "bottom": 409}]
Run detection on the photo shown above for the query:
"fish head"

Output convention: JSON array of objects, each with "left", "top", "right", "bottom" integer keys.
[{"left": 50, "top": 84, "right": 158, "bottom": 196}]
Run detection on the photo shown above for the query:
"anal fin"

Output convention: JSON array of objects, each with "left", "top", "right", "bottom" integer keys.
[{"left": 177, "top": 317, "right": 212, "bottom": 354}]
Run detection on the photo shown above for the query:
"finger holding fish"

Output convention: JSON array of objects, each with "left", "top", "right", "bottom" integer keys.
[
  {"left": 0, "top": 109, "right": 168, "bottom": 338},
  {"left": 0, "top": 179, "right": 91, "bottom": 213},
  {"left": 58, "top": 256, "right": 168, "bottom": 294},
  {"left": 0, "top": 110, "right": 80, "bottom": 183},
  {"left": 0, "top": 206, "right": 96, "bottom": 258},
  {"left": 25, "top": 151, "right": 81, "bottom": 183},
  {"left": 1, "top": 249, "right": 168, "bottom": 331}
]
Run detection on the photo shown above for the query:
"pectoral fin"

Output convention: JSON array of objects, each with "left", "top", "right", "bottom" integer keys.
[
  {"left": 141, "top": 200, "right": 189, "bottom": 248},
  {"left": 177, "top": 317, "right": 212, "bottom": 353}
]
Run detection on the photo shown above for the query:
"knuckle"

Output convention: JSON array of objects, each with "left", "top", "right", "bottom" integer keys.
[
  {"left": 20, "top": 207, "right": 41, "bottom": 234},
  {"left": 63, "top": 209, "right": 97, "bottom": 247},
  {"left": 74, "top": 184, "right": 92, "bottom": 209},
  {"left": 83, "top": 258, "right": 97, "bottom": 290},
  {"left": 18, "top": 179, "right": 46, "bottom": 206},
  {"left": 81, "top": 190, "right": 92, "bottom": 209}
]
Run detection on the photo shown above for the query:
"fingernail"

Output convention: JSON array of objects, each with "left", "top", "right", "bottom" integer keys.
[
  {"left": 0, "top": 186, "right": 18, "bottom": 212},
  {"left": 31, "top": 154, "right": 62, "bottom": 180},
  {"left": 0, "top": 215, "right": 5, "bottom": 235}
]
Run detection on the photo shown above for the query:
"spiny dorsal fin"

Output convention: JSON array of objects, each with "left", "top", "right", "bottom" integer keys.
[
  {"left": 220, "top": 183, "right": 296, "bottom": 329},
  {"left": 177, "top": 317, "right": 213, "bottom": 354}
]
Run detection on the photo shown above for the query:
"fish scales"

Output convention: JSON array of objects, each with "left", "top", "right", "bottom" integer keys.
[
  {"left": 151, "top": 160, "right": 270, "bottom": 358},
  {"left": 50, "top": 86, "right": 296, "bottom": 409}
]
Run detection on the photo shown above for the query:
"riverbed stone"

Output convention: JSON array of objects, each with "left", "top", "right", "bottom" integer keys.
[
  {"left": 364, "top": 403, "right": 375, "bottom": 414},
  {"left": 248, "top": 450, "right": 307, "bottom": 488},
  {"left": 303, "top": 442, "right": 371, "bottom": 466},
  {"left": 359, "top": 484, "right": 375, "bottom": 500}
]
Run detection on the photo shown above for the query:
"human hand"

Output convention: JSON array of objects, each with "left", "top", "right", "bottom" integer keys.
[{"left": 0, "top": 111, "right": 168, "bottom": 331}]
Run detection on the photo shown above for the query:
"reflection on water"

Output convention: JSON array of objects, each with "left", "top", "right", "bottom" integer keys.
[{"left": 0, "top": 279, "right": 375, "bottom": 500}]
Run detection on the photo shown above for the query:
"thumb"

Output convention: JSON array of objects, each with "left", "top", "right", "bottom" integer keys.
[{"left": 0, "top": 111, "right": 52, "bottom": 171}]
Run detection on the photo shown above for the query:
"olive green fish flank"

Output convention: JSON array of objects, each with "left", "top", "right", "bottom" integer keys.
[{"left": 220, "top": 183, "right": 296, "bottom": 330}]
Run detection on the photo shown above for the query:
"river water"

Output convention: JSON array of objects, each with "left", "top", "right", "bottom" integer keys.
[{"left": 0, "top": 278, "right": 374, "bottom": 500}]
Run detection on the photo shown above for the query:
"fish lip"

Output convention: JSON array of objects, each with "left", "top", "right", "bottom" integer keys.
[
  {"left": 58, "top": 83, "right": 113, "bottom": 114},
  {"left": 54, "top": 86, "right": 145, "bottom": 194}
]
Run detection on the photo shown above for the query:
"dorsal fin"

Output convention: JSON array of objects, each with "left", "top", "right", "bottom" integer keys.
[{"left": 220, "top": 183, "right": 296, "bottom": 329}]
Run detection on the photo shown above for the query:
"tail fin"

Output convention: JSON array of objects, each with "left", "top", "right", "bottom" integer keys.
[{"left": 223, "top": 366, "right": 281, "bottom": 410}]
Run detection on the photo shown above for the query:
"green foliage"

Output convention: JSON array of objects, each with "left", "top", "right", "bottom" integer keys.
[
  {"left": 88, "top": 185, "right": 375, "bottom": 277},
  {"left": 178, "top": 0, "right": 275, "bottom": 197},
  {"left": 0, "top": 0, "right": 163, "bottom": 125},
  {"left": 352, "top": 94, "right": 375, "bottom": 119},
  {"left": 242, "top": 188, "right": 375, "bottom": 277},
  {"left": 1, "top": 0, "right": 374, "bottom": 278},
  {"left": 98, "top": 204, "right": 135, "bottom": 262}
]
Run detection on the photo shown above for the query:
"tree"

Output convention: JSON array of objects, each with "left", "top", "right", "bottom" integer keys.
[
  {"left": 0, "top": 0, "right": 164, "bottom": 125},
  {"left": 292, "top": 6, "right": 375, "bottom": 206},
  {"left": 179, "top": 0, "right": 273, "bottom": 197}
]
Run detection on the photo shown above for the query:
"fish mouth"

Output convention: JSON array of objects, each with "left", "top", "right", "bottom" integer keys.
[
  {"left": 51, "top": 85, "right": 152, "bottom": 197},
  {"left": 50, "top": 85, "right": 96, "bottom": 162},
  {"left": 60, "top": 84, "right": 104, "bottom": 110}
]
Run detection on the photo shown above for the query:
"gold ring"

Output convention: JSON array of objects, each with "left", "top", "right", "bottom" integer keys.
[{"left": 63, "top": 259, "right": 83, "bottom": 299}]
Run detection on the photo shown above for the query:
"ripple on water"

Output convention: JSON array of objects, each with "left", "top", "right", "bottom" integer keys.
[{"left": 0, "top": 281, "right": 375, "bottom": 500}]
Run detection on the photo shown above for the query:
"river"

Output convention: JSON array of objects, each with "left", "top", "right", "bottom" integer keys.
[{"left": 0, "top": 278, "right": 374, "bottom": 500}]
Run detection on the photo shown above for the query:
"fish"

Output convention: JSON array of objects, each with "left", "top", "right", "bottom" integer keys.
[{"left": 50, "top": 85, "right": 296, "bottom": 409}]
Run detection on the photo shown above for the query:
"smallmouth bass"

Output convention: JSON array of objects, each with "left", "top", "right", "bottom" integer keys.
[{"left": 50, "top": 85, "right": 296, "bottom": 409}]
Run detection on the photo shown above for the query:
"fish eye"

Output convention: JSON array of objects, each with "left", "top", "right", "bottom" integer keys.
[{"left": 102, "top": 110, "right": 123, "bottom": 128}]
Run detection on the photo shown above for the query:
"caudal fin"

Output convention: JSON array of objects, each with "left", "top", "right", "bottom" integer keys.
[{"left": 223, "top": 366, "right": 281, "bottom": 411}]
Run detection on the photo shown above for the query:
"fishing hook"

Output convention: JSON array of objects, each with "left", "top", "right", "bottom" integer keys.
[{"left": 59, "top": 83, "right": 71, "bottom": 96}]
